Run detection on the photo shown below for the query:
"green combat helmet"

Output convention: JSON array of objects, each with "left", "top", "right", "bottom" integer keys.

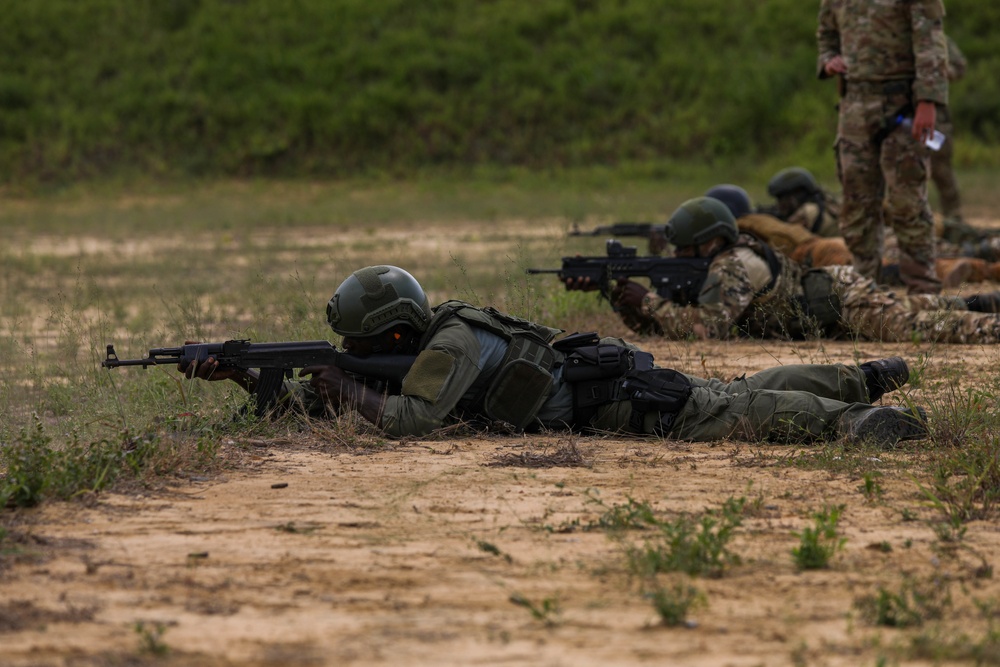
[
  {"left": 704, "top": 184, "right": 752, "bottom": 219},
  {"left": 327, "top": 265, "right": 432, "bottom": 337},
  {"left": 665, "top": 196, "right": 739, "bottom": 248},
  {"left": 767, "top": 167, "right": 821, "bottom": 199}
]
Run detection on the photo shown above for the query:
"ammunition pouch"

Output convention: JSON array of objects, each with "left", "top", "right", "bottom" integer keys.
[
  {"left": 563, "top": 344, "right": 655, "bottom": 429},
  {"left": 482, "top": 333, "right": 555, "bottom": 430},
  {"left": 800, "top": 269, "right": 842, "bottom": 331},
  {"left": 621, "top": 369, "right": 693, "bottom": 435}
]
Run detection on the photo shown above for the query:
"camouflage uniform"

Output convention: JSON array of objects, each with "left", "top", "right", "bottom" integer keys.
[
  {"left": 615, "top": 234, "right": 1000, "bottom": 344},
  {"left": 931, "top": 36, "right": 967, "bottom": 222},
  {"left": 786, "top": 190, "right": 841, "bottom": 239},
  {"left": 817, "top": 0, "right": 949, "bottom": 294}
]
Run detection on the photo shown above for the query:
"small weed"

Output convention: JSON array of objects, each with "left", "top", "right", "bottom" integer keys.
[
  {"left": 626, "top": 496, "right": 745, "bottom": 579},
  {"left": 859, "top": 471, "right": 884, "bottom": 503},
  {"left": 509, "top": 593, "right": 560, "bottom": 626},
  {"left": 477, "top": 539, "right": 513, "bottom": 563},
  {"left": 855, "top": 575, "right": 952, "bottom": 629},
  {"left": 645, "top": 577, "right": 706, "bottom": 627},
  {"left": 134, "top": 620, "right": 169, "bottom": 655},
  {"left": 592, "top": 493, "right": 659, "bottom": 532},
  {"left": 791, "top": 505, "right": 846, "bottom": 570},
  {"left": 274, "top": 522, "right": 320, "bottom": 534}
]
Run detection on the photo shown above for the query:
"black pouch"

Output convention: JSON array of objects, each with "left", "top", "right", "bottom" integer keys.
[
  {"left": 563, "top": 344, "right": 653, "bottom": 382},
  {"left": 801, "top": 269, "right": 842, "bottom": 329},
  {"left": 552, "top": 331, "right": 601, "bottom": 353},
  {"left": 621, "top": 368, "right": 693, "bottom": 435}
]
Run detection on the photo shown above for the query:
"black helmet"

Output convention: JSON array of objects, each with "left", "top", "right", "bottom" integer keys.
[
  {"left": 327, "top": 265, "right": 432, "bottom": 337},
  {"left": 704, "top": 184, "right": 752, "bottom": 219},
  {"left": 665, "top": 197, "right": 739, "bottom": 247},
  {"left": 767, "top": 167, "right": 821, "bottom": 198}
]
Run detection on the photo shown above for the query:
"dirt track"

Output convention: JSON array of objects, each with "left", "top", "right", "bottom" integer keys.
[
  {"left": 5, "top": 338, "right": 1000, "bottom": 666},
  {"left": 5, "top": 214, "right": 1000, "bottom": 666}
]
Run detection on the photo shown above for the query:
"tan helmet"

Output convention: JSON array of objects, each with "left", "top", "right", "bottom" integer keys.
[{"left": 326, "top": 266, "right": 432, "bottom": 337}]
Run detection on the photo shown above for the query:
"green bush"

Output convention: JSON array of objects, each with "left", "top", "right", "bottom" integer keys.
[{"left": 0, "top": 0, "right": 995, "bottom": 184}]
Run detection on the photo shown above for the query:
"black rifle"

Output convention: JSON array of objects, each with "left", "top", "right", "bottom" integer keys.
[
  {"left": 527, "top": 240, "right": 710, "bottom": 307},
  {"left": 102, "top": 339, "right": 416, "bottom": 416},
  {"left": 569, "top": 222, "right": 665, "bottom": 238}
]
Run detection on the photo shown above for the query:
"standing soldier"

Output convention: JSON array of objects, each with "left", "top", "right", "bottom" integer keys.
[
  {"left": 931, "top": 35, "right": 968, "bottom": 229},
  {"left": 817, "top": 0, "right": 949, "bottom": 294}
]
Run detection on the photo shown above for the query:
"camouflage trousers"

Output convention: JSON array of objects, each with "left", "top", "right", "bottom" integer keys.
[
  {"left": 836, "top": 86, "right": 940, "bottom": 294},
  {"left": 930, "top": 107, "right": 962, "bottom": 221},
  {"left": 824, "top": 264, "right": 1000, "bottom": 344}
]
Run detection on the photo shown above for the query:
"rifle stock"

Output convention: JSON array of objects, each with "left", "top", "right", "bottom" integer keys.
[{"left": 102, "top": 339, "right": 416, "bottom": 416}]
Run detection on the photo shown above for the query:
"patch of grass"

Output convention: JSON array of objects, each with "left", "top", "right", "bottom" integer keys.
[
  {"left": 854, "top": 576, "right": 952, "bottom": 628},
  {"left": 476, "top": 539, "right": 513, "bottom": 563},
  {"left": 625, "top": 496, "right": 746, "bottom": 579},
  {"left": 859, "top": 471, "right": 884, "bottom": 503},
  {"left": 791, "top": 504, "right": 846, "bottom": 570},
  {"left": 509, "top": 592, "right": 560, "bottom": 626},
  {"left": 645, "top": 577, "right": 706, "bottom": 628},
  {"left": 134, "top": 620, "right": 170, "bottom": 656}
]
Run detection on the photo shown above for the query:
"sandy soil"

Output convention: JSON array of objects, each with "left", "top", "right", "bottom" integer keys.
[
  {"left": 5, "top": 339, "right": 1000, "bottom": 667},
  {"left": 5, "top": 217, "right": 1000, "bottom": 666}
]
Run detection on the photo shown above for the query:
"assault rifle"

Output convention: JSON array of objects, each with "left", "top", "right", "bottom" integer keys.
[
  {"left": 527, "top": 240, "right": 710, "bottom": 307},
  {"left": 102, "top": 339, "right": 416, "bottom": 416}
]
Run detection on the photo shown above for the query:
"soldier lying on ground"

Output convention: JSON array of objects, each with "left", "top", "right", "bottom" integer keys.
[
  {"left": 584, "top": 197, "right": 1000, "bottom": 343},
  {"left": 716, "top": 183, "right": 1000, "bottom": 288},
  {"left": 765, "top": 166, "right": 1000, "bottom": 263},
  {"left": 178, "top": 265, "right": 926, "bottom": 447}
]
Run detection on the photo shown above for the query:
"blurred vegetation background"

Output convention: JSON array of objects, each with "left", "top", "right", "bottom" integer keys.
[{"left": 0, "top": 0, "right": 997, "bottom": 190}]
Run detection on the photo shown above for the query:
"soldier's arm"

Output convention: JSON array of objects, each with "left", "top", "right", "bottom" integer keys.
[
  {"left": 640, "top": 254, "right": 756, "bottom": 340},
  {"left": 816, "top": 0, "right": 841, "bottom": 79},
  {"left": 910, "top": 0, "right": 949, "bottom": 106},
  {"left": 378, "top": 319, "right": 483, "bottom": 437}
]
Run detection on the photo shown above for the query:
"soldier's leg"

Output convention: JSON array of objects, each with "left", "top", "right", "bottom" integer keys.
[
  {"left": 838, "top": 94, "right": 886, "bottom": 282},
  {"left": 688, "top": 364, "right": 868, "bottom": 403},
  {"left": 930, "top": 111, "right": 962, "bottom": 221},
  {"left": 881, "top": 122, "right": 941, "bottom": 294},
  {"left": 827, "top": 265, "right": 1000, "bottom": 344},
  {"left": 667, "top": 386, "right": 924, "bottom": 445}
]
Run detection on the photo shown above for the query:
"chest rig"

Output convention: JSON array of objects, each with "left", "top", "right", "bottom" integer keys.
[{"left": 422, "top": 301, "right": 562, "bottom": 430}]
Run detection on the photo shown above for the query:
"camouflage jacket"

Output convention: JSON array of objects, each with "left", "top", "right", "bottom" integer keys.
[
  {"left": 623, "top": 234, "right": 806, "bottom": 340},
  {"left": 789, "top": 191, "right": 841, "bottom": 238},
  {"left": 817, "top": 0, "right": 949, "bottom": 105}
]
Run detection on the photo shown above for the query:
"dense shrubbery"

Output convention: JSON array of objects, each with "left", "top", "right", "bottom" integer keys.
[{"left": 0, "top": 0, "right": 996, "bottom": 183}]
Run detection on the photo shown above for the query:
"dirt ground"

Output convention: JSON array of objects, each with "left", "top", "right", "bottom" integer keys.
[
  {"left": 5, "top": 216, "right": 1000, "bottom": 666},
  {"left": 5, "top": 338, "right": 1000, "bottom": 667}
]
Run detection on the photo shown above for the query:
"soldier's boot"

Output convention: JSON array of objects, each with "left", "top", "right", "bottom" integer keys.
[
  {"left": 859, "top": 357, "right": 910, "bottom": 403},
  {"left": 964, "top": 291, "right": 1000, "bottom": 313},
  {"left": 846, "top": 406, "right": 928, "bottom": 448}
]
